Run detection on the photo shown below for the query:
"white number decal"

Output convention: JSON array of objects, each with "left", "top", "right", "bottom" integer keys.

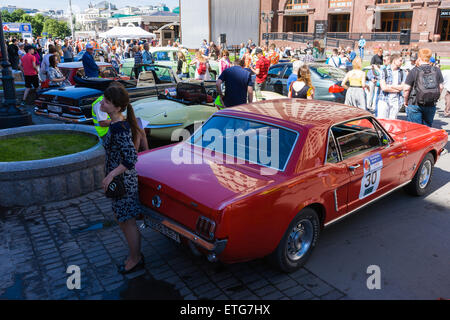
[{"left": 359, "top": 153, "right": 383, "bottom": 199}]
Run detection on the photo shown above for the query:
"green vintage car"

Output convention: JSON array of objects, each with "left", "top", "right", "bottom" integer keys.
[
  {"left": 133, "top": 81, "right": 285, "bottom": 141},
  {"left": 150, "top": 47, "right": 220, "bottom": 80}
]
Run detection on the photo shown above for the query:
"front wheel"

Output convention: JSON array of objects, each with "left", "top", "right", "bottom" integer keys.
[
  {"left": 269, "top": 208, "right": 320, "bottom": 273},
  {"left": 404, "top": 153, "right": 435, "bottom": 196}
]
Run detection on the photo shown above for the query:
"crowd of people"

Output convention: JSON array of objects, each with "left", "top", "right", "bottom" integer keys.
[{"left": 4, "top": 34, "right": 450, "bottom": 126}]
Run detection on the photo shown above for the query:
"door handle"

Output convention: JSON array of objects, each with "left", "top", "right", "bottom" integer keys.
[{"left": 349, "top": 164, "right": 361, "bottom": 171}]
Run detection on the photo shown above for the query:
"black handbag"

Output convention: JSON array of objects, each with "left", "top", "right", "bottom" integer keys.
[{"left": 105, "top": 174, "right": 126, "bottom": 199}]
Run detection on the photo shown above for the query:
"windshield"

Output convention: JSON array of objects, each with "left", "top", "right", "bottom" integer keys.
[{"left": 190, "top": 116, "right": 298, "bottom": 172}]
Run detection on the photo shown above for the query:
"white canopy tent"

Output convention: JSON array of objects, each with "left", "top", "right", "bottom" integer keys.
[{"left": 99, "top": 26, "right": 156, "bottom": 39}]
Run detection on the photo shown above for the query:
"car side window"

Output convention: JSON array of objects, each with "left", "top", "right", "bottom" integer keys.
[
  {"left": 326, "top": 131, "right": 340, "bottom": 164},
  {"left": 332, "top": 118, "right": 382, "bottom": 161},
  {"left": 283, "top": 66, "right": 293, "bottom": 79},
  {"left": 155, "top": 51, "right": 170, "bottom": 61},
  {"left": 268, "top": 65, "right": 284, "bottom": 78}
]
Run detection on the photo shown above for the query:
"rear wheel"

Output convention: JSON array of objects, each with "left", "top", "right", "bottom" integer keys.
[
  {"left": 404, "top": 153, "right": 435, "bottom": 196},
  {"left": 269, "top": 208, "right": 320, "bottom": 273}
]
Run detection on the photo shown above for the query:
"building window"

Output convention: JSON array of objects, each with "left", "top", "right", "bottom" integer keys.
[
  {"left": 286, "top": 0, "right": 309, "bottom": 10},
  {"left": 329, "top": 14, "right": 350, "bottom": 32},
  {"left": 439, "top": 16, "right": 450, "bottom": 41},
  {"left": 329, "top": 0, "right": 352, "bottom": 8},
  {"left": 293, "top": 16, "right": 308, "bottom": 32},
  {"left": 380, "top": 11, "right": 412, "bottom": 32}
]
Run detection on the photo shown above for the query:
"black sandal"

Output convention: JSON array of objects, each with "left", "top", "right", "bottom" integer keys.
[{"left": 117, "top": 253, "right": 145, "bottom": 275}]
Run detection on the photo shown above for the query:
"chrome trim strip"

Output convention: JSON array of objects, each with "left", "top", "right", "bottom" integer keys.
[
  {"left": 34, "top": 108, "right": 92, "bottom": 123},
  {"left": 324, "top": 180, "right": 412, "bottom": 228},
  {"left": 141, "top": 205, "right": 227, "bottom": 255},
  {"left": 146, "top": 123, "right": 183, "bottom": 129},
  {"left": 334, "top": 189, "right": 338, "bottom": 212},
  {"left": 187, "top": 114, "right": 300, "bottom": 173}
]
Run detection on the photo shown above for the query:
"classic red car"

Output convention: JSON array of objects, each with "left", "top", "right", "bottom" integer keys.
[{"left": 136, "top": 99, "right": 448, "bottom": 272}]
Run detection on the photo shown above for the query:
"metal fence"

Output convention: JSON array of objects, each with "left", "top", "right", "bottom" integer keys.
[{"left": 263, "top": 32, "right": 420, "bottom": 45}]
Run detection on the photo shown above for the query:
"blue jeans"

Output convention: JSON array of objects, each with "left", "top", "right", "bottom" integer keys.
[
  {"left": 359, "top": 47, "right": 364, "bottom": 60},
  {"left": 406, "top": 105, "right": 437, "bottom": 127}
]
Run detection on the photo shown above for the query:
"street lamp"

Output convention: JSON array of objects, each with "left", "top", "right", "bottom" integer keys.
[
  {"left": 0, "top": 12, "right": 32, "bottom": 129},
  {"left": 261, "top": 11, "right": 275, "bottom": 47}
]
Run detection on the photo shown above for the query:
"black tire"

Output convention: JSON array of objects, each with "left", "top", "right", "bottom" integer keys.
[
  {"left": 269, "top": 208, "right": 320, "bottom": 273},
  {"left": 404, "top": 153, "right": 435, "bottom": 196}
]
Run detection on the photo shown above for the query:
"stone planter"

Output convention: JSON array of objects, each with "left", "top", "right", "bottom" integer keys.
[{"left": 0, "top": 124, "right": 105, "bottom": 208}]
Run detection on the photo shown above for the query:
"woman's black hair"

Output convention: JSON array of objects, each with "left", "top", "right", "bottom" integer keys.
[{"left": 49, "top": 54, "right": 58, "bottom": 68}]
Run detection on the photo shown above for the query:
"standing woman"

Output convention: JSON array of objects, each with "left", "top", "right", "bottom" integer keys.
[
  {"left": 288, "top": 65, "right": 315, "bottom": 99},
  {"left": 341, "top": 57, "right": 367, "bottom": 110},
  {"left": 218, "top": 49, "right": 231, "bottom": 76},
  {"left": 100, "top": 83, "right": 144, "bottom": 274},
  {"left": 190, "top": 51, "right": 209, "bottom": 80},
  {"left": 177, "top": 51, "right": 189, "bottom": 79}
]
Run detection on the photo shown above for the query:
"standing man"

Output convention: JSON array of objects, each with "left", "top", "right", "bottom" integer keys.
[
  {"left": 142, "top": 43, "right": 154, "bottom": 70},
  {"left": 358, "top": 35, "right": 366, "bottom": 60},
  {"left": 345, "top": 46, "right": 357, "bottom": 71},
  {"left": 250, "top": 48, "right": 270, "bottom": 101},
  {"left": 62, "top": 39, "right": 74, "bottom": 63},
  {"left": 403, "top": 48, "right": 444, "bottom": 127},
  {"left": 371, "top": 48, "right": 384, "bottom": 66},
  {"left": 19, "top": 45, "right": 39, "bottom": 106},
  {"left": 7, "top": 39, "right": 20, "bottom": 70},
  {"left": 82, "top": 43, "right": 99, "bottom": 78},
  {"left": 378, "top": 54, "right": 406, "bottom": 120},
  {"left": 216, "top": 59, "right": 253, "bottom": 108}
]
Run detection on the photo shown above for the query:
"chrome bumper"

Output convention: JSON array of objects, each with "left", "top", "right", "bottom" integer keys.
[
  {"left": 34, "top": 107, "right": 92, "bottom": 124},
  {"left": 140, "top": 205, "right": 227, "bottom": 255}
]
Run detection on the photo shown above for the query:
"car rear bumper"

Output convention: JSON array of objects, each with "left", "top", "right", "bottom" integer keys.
[
  {"left": 140, "top": 205, "right": 227, "bottom": 256},
  {"left": 34, "top": 107, "right": 93, "bottom": 124}
]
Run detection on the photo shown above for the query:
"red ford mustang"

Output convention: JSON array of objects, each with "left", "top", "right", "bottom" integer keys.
[{"left": 136, "top": 99, "right": 448, "bottom": 272}]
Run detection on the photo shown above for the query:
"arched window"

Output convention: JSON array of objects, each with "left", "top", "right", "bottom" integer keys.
[{"left": 286, "top": 0, "right": 309, "bottom": 10}]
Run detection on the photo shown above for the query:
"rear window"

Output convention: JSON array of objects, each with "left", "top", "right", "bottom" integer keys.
[
  {"left": 190, "top": 116, "right": 298, "bottom": 172},
  {"left": 309, "top": 65, "right": 345, "bottom": 81}
]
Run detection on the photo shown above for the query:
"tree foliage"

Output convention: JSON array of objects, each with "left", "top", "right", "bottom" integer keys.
[{"left": 1, "top": 10, "right": 70, "bottom": 38}]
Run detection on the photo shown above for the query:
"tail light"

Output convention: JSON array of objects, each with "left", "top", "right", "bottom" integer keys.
[
  {"left": 329, "top": 84, "right": 345, "bottom": 94},
  {"left": 68, "top": 106, "right": 82, "bottom": 114},
  {"left": 196, "top": 216, "right": 216, "bottom": 240}
]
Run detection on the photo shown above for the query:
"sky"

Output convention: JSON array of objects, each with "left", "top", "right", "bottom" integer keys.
[{"left": 0, "top": 0, "right": 180, "bottom": 12}]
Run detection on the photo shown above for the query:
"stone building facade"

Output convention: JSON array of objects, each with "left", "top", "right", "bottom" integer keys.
[{"left": 260, "top": 0, "right": 450, "bottom": 54}]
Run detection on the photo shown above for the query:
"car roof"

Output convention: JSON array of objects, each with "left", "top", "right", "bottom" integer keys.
[
  {"left": 150, "top": 47, "right": 178, "bottom": 52},
  {"left": 217, "top": 99, "right": 371, "bottom": 130},
  {"left": 58, "top": 62, "right": 112, "bottom": 68}
]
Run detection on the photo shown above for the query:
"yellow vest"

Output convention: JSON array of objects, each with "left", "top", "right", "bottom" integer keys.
[{"left": 92, "top": 96, "right": 110, "bottom": 137}]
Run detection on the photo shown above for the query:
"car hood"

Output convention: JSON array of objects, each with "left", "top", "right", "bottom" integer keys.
[
  {"left": 133, "top": 97, "right": 189, "bottom": 123},
  {"left": 137, "top": 143, "right": 279, "bottom": 213},
  {"left": 40, "top": 86, "right": 102, "bottom": 99},
  {"left": 378, "top": 119, "right": 443, "bottom": 141}
]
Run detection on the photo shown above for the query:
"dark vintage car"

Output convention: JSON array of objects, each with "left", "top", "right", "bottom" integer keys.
[
  {"left": 265, "top": 62, "right": 347, "bottom": 103},
  {"left": 58, "top": 61, "right": 131, "bottom": 85},
  {"left": 34, "top": 64, "right": 217, "bottom": 124},
  {"left": 34, "top": 65, "right": 181, "bottom": 123}
]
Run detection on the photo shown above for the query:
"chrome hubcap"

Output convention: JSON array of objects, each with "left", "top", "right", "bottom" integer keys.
[
  {"left": 419, "top": 160, "right": 432, "bottom": 189},
  {"left": 286, "top": 219, "right": 313, "bottom": 261}
]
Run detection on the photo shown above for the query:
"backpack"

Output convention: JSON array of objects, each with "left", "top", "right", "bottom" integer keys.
[
  {"left": 414, "top": 65, "right": 441, "bottom": 106},
  {"left": 197, "top": 62, "right": 207, "bottom": 75}
]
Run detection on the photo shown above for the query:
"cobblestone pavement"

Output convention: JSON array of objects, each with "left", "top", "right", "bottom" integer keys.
[{"left": 0, "top": 190, "right": 346, "bottom": 300}]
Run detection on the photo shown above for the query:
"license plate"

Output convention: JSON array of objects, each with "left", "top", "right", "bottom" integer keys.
[
  {"left": 145, "top": 216, "right": 180, "bottom": 243},
  {"left": 48, "top": 105, "right": 62, "bottom": 113}
]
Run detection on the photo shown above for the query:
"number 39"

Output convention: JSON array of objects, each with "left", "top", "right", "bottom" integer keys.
[{"left": 364, "top": 171, "right": 378, "bottom": 188}]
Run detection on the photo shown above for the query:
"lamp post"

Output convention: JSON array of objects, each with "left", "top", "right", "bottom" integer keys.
[
  {"left": 0, "top": 12, "right": 32, "bottom": 129},
  {"left": 261, "top": 11, "right": 274, "bottom": 47}
]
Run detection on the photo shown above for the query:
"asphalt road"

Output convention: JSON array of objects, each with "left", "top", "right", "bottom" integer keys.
[
  {"left": 22, "top": 93, "right": 450, "bottom": 300},
  {"left": 305, "top": 101, "right": 450, "bottom": 300}
]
